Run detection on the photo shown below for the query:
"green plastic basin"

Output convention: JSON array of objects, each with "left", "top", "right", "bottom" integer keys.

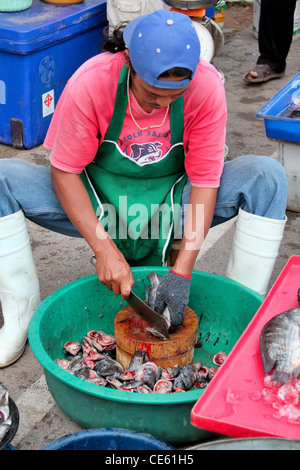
[
  {"left": 0, "top": 0, "right": 32, "bottom": 12},
  {"left": 28, "top": 268, "right": 263, "bottom": 445}
]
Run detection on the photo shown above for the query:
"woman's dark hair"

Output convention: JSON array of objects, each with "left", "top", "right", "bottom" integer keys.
[
  {"left": 102, "top": 23, "right": 128, "bottom": 53},
  {"left": 102, "top": 23, "right": 193, "bottom": 80}
]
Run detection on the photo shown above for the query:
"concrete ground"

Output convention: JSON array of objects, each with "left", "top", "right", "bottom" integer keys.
[{"left": 1, "top": 5, "right": 300, "bottom": 450}]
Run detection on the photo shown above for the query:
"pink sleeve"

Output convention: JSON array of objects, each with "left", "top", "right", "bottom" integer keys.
[
  {"left": 44, "top": 53, "right": 121, "bottom": 174},
  {"left": 44, "top": 81, "right": 101, "bottom": 174},
  {"left": 183, "top": 62, "right": 227, "bottom": 188}
]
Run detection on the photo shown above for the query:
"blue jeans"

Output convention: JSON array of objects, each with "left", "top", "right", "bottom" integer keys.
[{"left": 0, "top": 155, "right": 287, "bottom": 237}]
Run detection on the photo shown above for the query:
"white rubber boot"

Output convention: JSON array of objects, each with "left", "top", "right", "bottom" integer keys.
[
  {"left": 0, "top": 210, "right": 41, "bottom": 367},
  {"left": 227, "top": 208, "right": 287, "bottom": 295}
]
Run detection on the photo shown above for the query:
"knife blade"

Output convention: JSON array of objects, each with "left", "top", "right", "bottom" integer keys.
[{"left": 127, "top": 291, "right": 170, "bottom": 340}]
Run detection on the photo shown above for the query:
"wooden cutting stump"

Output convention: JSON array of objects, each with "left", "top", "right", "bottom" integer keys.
[{"left": 114, "top": 305, "right": 198, "bottom": 369}]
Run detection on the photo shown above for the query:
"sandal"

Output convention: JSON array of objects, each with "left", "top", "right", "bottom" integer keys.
[{"left": 244, "top": 64, "right": 285, "bottom": 84}]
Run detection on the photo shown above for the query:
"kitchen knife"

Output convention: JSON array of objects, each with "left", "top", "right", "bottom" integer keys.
[{"left": 127, "top": 291, "right": 170, "bottom": 340}]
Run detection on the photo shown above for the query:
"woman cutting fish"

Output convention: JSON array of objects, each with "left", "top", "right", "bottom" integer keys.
[{"left": 0, "top": 10, "right": 287, "bottom": 367}]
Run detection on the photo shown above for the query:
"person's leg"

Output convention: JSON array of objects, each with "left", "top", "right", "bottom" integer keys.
[
  {"left": 215, "top": 155, "right": 287, "bottom": 294},
  {"left": 245, "top": 0, "right": 297, "bottom": 82},
  {"left": 181, "top": 155, "right": 287, "bottom": 224},
  {"left": 257, "top": 0, "right": 297, "bottom": 74},
  {"left": 213, "top": 155, "right": 287, "bottom": 223},
  {"left": 0, "top": 158, "right": 81, "bottom": 236},
  {"left": 0, "top": 158, "right": 80, "bottom": 367},
  {"left": 181, "top": 155, "right": 287, "bottom": 294}
]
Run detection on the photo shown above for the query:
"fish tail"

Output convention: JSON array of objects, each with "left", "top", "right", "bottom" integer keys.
[{"left": 271, "top": 369, "right": 292, "bottom": 384}]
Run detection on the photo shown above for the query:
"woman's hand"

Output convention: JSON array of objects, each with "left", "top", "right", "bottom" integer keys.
[{"left": 154, "top": 269, "right": 191, "bottom": 331}]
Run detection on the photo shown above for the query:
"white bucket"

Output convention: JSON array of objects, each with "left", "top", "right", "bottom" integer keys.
[
  {"left": 253, "top": 0, "right": 300, "bottom": 41},
  {"left": 278, "top": 141, "right": 300, "bottom": 212}
]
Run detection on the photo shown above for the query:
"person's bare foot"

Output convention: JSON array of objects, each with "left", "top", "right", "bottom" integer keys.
[{"left": 244, "top": 64, "right": 284, "bottom": 84}]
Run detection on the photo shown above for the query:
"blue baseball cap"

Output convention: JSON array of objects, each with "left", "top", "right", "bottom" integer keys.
[{"left": 123, "top": 9, "right": 201, "bottom": 90}]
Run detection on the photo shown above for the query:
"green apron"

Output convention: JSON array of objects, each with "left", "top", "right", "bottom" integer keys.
[{"left": 81, "top": 65, "right": 187, "bottom": 266}]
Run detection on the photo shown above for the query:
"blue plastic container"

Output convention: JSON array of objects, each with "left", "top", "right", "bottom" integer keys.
[
  {"left": 205, "top": 6, "right": 214, "bottom": 18},
  {"left": 42, "top": 428, "right": 175, "bottom": 451},
  {"left": 0, "top": 0, "right": 107, "bottom": 149},
  {"left": 257, "top": 72, "right": 300, "bottom": 143}
]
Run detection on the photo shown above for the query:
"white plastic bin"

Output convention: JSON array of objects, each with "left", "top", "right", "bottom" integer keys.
[{"left": 278, "top": 141, "right": 300, "bottom": 212}]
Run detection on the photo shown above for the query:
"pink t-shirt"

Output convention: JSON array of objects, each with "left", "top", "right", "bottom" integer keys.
[{"left": 44, "top": 52, "right": 227, "bottom": 188}]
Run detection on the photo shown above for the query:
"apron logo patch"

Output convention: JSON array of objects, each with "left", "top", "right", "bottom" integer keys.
[{"left": 130, "top": 142, "right": 163, "bottom": 165}]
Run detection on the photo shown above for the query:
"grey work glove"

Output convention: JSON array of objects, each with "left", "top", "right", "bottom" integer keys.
[{"left": 154, "top": 269, "right": 191, "bottom": 331}]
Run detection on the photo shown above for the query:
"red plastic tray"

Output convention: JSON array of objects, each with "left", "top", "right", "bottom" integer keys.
[{"left": 191, "top": 256, "right": 300, "bottom": 439}]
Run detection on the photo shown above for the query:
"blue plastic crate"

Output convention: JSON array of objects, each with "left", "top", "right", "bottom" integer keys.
[
  {"left": 257, "top": 72, "right": 300, "bottom": 144},
  {"left": 0, "top": 0, "right": 107, "bottom": 149},
  {"left": 205, "top": 6, "right": 215, "bottom": 18}
]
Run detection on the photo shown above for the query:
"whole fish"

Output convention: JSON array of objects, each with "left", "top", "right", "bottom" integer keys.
[
  {"left": 260, "top": 306, "right": 300, "bottom": 384},
  {"left": 0, "top": 384, "right": 11, "bottom": 442}
]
